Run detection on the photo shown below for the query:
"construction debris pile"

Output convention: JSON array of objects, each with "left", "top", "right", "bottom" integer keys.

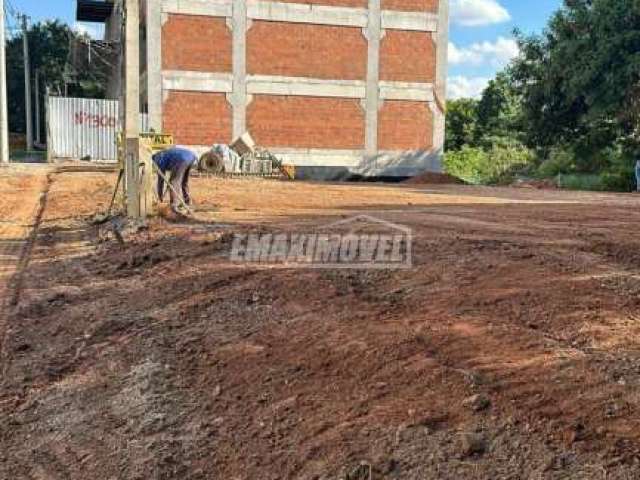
[{"left": 198, "top": 133, "right": 294, "bottom": 180}]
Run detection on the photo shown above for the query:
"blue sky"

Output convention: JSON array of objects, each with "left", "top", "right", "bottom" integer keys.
[
  {"left": 448, "top": 0, "right": 561, "bottom": 98},
  {"left": 7, "top": 0, "right": 562, "bottom": 99}
]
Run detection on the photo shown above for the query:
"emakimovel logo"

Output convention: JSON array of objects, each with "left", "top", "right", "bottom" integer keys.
[{"left": 229, "top": 215, "right": 412, "bottom": 269}]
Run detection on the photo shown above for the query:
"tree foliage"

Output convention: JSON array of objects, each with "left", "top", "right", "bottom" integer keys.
[
  {"left": 445, "top": 98, "right": 478, "bottom": 151},
  {"left": 6, "top": 20, "right": 108, "bottom": 138},
  {"left": 510, "top": 0, "right": 640, "bottom": 154},
  {"left": 445, "top": 72, "right": 524, "bottom": 152},
  {"left": 444, "top": 0, "right": 640, "bottom": 190},
  {"left": 475, "top": 71, "right": 522, "bottom": 145}
]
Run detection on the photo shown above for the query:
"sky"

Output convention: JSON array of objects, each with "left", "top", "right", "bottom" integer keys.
[
  {"left": 447, "top": 0, "right": 561, "bottom": 98},
  {"left": 6, "top": 0, "right": 562, "bottom": 99}
]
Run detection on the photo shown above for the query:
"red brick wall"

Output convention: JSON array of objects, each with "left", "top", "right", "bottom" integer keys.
[
  {"left": 248, "top": 96, "right": 365, "bottom": 149},
  {"left": 380, "top": 30, "right": 436, "bottom": 83},
  {"left": 266, "top": 0, "right": 366, "bottom": 5},
  {"left": 381, "top": 0, "right": 438, "bottom": 11},
  {"left": 378, "top": 101, "right": 433, "bottom": 151},
  {"left": 163, "top": 92, "right": 232, "bottom": 145},
  {"left": 162, "top": 15, "right": 232, "bottom": 73},
  {"left": 160, "top": 7, "right": 440, "bottom": 153},
  {"left": 247, "top": 22, "right": 367, "bottom": 80}
]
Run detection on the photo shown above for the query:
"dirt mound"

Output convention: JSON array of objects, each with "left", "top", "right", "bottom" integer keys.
[
  {"left": 512, "top": 178, "right": 558, "bottom": 190},
  {"left": 405, "top": 172, "right": 465, "bottom": 185}
]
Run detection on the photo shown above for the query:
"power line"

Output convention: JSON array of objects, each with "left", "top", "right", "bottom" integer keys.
[
  {"left": 5, "top": 0, "right": 16, "bottom": 14},
  {"left": 3, "top": 0, "right": 21, "bottom": 37}
]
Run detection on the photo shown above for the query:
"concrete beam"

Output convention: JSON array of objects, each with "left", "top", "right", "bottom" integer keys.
[
  {"left": 381, "top": 11, "right": 437, "bottom": 31},
  {"left": 177, "top": 144, "right": 441, "bottom": 177},
  {"left": 163, "top": 71, "right": 435, "bottom": 104},
  {"left": 162, "top": 70, "right": 233, "bottom": 93},
  {"left": 247, "top": 75, "right": 366, "bottom": 98},
  {"left": 247, "top": 1, "right": 367, "bottom": 27},
  {"left": 162, "top": 0, "right": 438, "bottom": 32},
  {"left": 269, "top": 148, "right": 366, "bottom": 167},
  {"left": 379, "top": 81, "right": 435, "bottom": 102},
  {"left": 162, "top": 0, "right": 231, "bottom": 17}
]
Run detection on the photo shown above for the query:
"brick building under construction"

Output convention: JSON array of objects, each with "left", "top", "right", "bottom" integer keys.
[{"left": 77, "top": 0, "right": 449, "bottom": 179}]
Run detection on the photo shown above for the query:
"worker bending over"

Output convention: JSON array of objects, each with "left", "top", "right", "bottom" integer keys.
[{"left": 153, "top": 146, "right": 198, "bottom": 214}]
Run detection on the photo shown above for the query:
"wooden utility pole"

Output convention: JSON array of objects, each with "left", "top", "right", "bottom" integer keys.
[
  {"left": 124, "top": 0, "right": 141, "bottom": 218},
  {"left": 0, "top": 0, "right": 9, "bottom": 163},
  {"left": 20, "top": 14, "right": 33, "bottom": 152}
]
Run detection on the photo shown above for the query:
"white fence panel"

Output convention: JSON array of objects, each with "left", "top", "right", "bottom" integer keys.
[{"left": 47, "top": 96, "right": 150, "bottom": 162}]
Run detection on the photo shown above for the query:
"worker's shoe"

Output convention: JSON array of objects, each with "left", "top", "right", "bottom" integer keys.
[{"left": 172, "top": 205, "right": 193, "bottom": 216}]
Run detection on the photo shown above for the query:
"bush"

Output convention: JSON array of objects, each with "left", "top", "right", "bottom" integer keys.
[
  {"left": 444, "top": 144, "right": 536, "bottom": 185},
  {"left": 488, "top": 144, "right": 536, "bottom": 184},
  {"left": 557, "top": 174, "right": 607, "bottom": 191},
  {"left": 537, "top": 146, "right": 576, "bottom": 177},
  {"left": 443, "top": 147, "right": 488, "bottom": 184},
  {"left": 535, "top": 144, "right": 637, "bottom": 192},
  {"left": 600, "top": 170, "right": 635, "bottom": 192},
  {"left": 600, "top": 146, "right": 636, "bottom": 191}
]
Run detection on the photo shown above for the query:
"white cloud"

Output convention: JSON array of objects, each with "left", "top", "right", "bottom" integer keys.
[
  {"left": 450, "top": 0, "right": 511, "bottom": 27},
  {"left": 448, "top": 37, "right": 519, "bottom": 68},
  {"left": 447, "top": 76, "right": 491, "bottom": 99}
]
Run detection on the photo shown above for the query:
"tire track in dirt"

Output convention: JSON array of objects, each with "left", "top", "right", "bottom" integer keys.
[
  {"left": 7, "top": 172, "right": 54, "bottom": 306},
  {"left": 0, "top": 169, "right": 53, "bottom": 388}
]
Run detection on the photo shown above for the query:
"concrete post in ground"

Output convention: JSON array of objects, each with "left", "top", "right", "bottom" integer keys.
[
  {"left": 0, "top": 0, "right": 10, "bottom": 163},
  {"left": 139, "top": 142, "right": 155, "bottom": 217},
  {"left": 124, "top": 0, "right": 141, "bottom": 219},
  {"left": 21, "top": 15, "right": 33, "bottom": 152},
  {"left": 35, "top": 70, "right": 40, "bottom": 145},
  {"left": 45, "top": 87, "right": 52, "bottom": 163}
]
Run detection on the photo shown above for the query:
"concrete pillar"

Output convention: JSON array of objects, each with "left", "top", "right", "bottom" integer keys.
[
  {"left": 230, "top": 0, "right": 248, "bottom": 139},
  {"left": 125, "top": 0, "right": 141, "bottom": 219},
  {"left": 364, "top": 0, "right": 381, "bottom": 157},
  {"left": 433, "top": 0, "right": 449, "bottom": 158},
  {"left": 146, "top": 0, "right": 163, "bottom": 131}
]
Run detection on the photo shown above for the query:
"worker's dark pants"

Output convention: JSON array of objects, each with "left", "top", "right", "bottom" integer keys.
[{"left": 169, "top": 162, "right": 192, "bottom": 209}]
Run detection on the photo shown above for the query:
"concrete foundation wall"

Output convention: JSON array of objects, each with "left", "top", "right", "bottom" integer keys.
[{"left": 145, "top": 0, "right": 449, "bottom": 177}]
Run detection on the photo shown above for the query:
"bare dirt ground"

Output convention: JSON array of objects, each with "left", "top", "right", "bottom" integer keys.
[{"left": 3, "top": 164, "right": 640, "bottom": 479}]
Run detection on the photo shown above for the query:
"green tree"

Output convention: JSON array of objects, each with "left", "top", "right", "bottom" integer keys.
[
  {"left": 445, "top": 98, "right": 478, "bottom": 151},
  {"left": 475, "top": 71, "right": 523, "bottom": 147},
  {"left": 445, "top": 70, "right": 525, "bottom": 152},
  {"left": 510, "top": 0, "right": 640, "bottom": 158},
  {"left": 6, "top": 20, "right": 108, "bottom": 138}
]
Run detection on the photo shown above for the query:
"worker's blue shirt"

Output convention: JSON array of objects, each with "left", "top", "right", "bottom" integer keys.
[
  {"left": 153, "top": 147, "right": 197, "bottom": 200},
  {"left": 153, "top": 147, "right": 197, "bottom": 173}
]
